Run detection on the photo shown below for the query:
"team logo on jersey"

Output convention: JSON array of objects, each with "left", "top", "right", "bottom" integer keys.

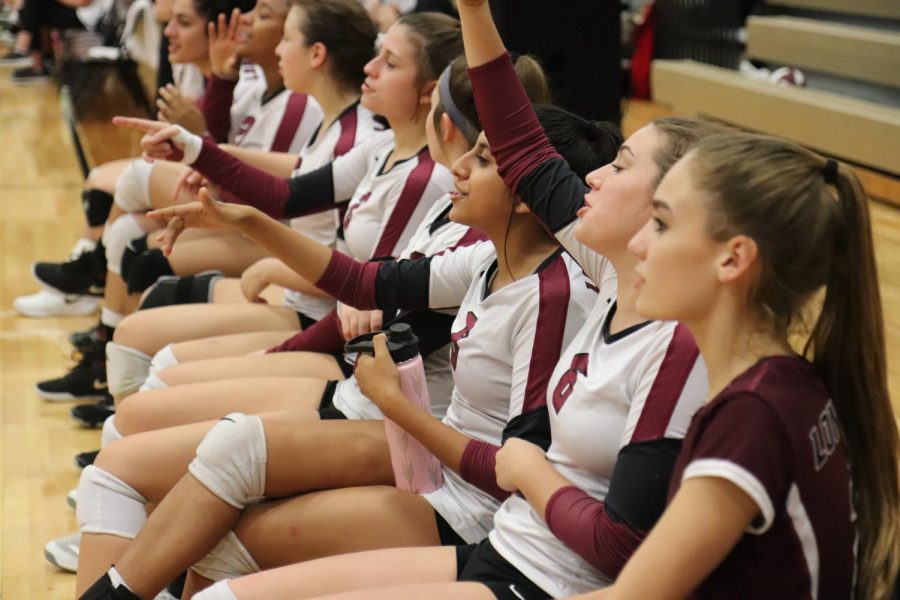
[
  {"left": 233, "top": 116, "right": 256, "bottom": 145},
  {"left": 809, "top": 399, "right": 841, "bottom": 471},
  {"left": 551, "top": 353, "right": 589, "bottom": 412},
  {"left": 342, "top": 192, "right": 372, "bottom": 230},
  {"left": 449, "top": 312, "right": 478, "bottom": 370}
]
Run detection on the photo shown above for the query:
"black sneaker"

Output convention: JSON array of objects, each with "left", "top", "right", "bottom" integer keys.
[
  {"left": 0, "top": 48, "right": 31, "bottom": 67},
  {"left": 74, "top": 449, "right": 100, "bottom": 470},
  {"left": 33, "top": 249, "right": 106, "bottom": 296},
  {"left": 79, "top": 572, "right": 143, "bottom": 600},
  {"left": 11, "top": 65, "right": 50, "bottom": 85},
  {"left": 71, "top": 396, "right": 115, "bottom": 429},
  {"left": 69, "top": 323, "right": 110, "bottom": 355},
  {"left": 70, "top": 324, "right": 105, "bottom": 353},
  {"left": 36, "top": 351, "right": 107, "bottom": 402}
]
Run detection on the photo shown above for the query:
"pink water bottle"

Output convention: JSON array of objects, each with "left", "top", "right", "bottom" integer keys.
[{"left": 346, "top": 323, "right": 444, "bottom": 494}]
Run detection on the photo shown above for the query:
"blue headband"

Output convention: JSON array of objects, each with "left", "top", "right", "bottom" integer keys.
[{"left": 438, "top": 64, "right": 480, "bottom": 142}]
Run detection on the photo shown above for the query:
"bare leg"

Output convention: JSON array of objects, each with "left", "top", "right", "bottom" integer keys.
[
  {"left": 115, "top": 376, "right": 327, "bottom": 435},
  {"left": 85, "top": 159, "right": 131, "bottom": 195},
  {"left": 162, "top": 232, "right": 271, "bottom": 277},
  {"left": 156, "top": 352, "right": 345, "bottom": 387},
  {"left": 209, "top": 276, "right": 285, "bottom": 305},
  {"left": 103, "top": 213, "right": 162, "bottom": 318},
  {"left": 197, "top": 546, "right": 465, "bottom": 600},
  {"left": 92, "top": 418, "right": 393, "bottom": 598},
  {"left": 112, "top": 303, "right": 304, "bottom": 356},
  {"left": 234, "top": 485, "right": 441, "bottom": 570},
  {"left": 167, "top": 331, "right": 295, "bottom": 363},
  {"left": 76, "top": 420, "right": 214, "bottom": 595}
]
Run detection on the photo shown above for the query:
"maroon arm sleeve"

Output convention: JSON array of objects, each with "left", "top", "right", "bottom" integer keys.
[
  {"left": 459, "top": 440, "right": 508, "bottom": 501},
  {"left": 203, "top": 75, "right": 238, "bottom": 144},
  {"left": 313, "top": 251, "right": 381, "bottom": 310},
  {"left": 191, "top": 137, "right": 292, "bottom": 218},
  {"left": 468, "top": 54, "right": 562, "bottom": 194},
  {"left": 544, "top": 486, "right": 644, "bottom": 579},
  {"left": 266, "top": 310, "right": 345, "bottom": 354}
]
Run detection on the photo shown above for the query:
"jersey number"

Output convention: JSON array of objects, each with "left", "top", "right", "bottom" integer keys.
[
  {"left": 551, "top": 353, "right": 589, "bottom": 413},
  {"left": 233, "top": 116, "right": 256, "bottom": 146},
  {"left": 449, "top": 312, "right": 478, "bottom": 370},
  {"left": 342, "top": 192, "right": 372, "bottom": 230}
]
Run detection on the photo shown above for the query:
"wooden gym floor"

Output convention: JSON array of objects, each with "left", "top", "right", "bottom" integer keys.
[{"left": 0, "top": 67, "right": 898, "bottom": 599}]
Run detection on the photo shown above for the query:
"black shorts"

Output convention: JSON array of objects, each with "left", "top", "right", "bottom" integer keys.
[
  {"left": 296, "top": 312, "right": 317, "bottom": 330},
  {"left": 456, "top": 540, "right": 551, "bottom": 600},
  {"left": 434, "top": 511, "right": 466, "bottom": 546},
  {"left": 317, "top": 380, "right": 347, "bottom": 420}
]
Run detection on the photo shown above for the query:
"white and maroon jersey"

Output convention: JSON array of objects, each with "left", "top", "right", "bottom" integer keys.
[
  {"left": 333, "top": 132, "right": 453, "bottom": 260},
  {"left": 332, "top": 195, "right": 487, "bottom": 421},
  {"left": 670, "top": 356, "right": 855, "bottom": 599},
  {"left": 488, "top": 300, "right": 707, "bottom": 597},
  {"left": 314, "top": 241, "right": 597, "bottom": 543},
  {"left": 466, "top": 53, "right": 707, "bottom": 596},
  {"left": 282, "top": 102, "right": 384, "bottom": 320},
  {"left": 224, "top": 64, "right": 322, "bottom": 154},
  {"left": 422, "top": 246, "right": 597, "bottom": 543}
]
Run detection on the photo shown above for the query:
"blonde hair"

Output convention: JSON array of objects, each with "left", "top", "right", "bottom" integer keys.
[{"left": 690, "top": 133, "right": 900, "bottom": 600}]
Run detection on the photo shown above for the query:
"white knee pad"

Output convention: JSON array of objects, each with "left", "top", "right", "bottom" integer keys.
[
  {"left": 103, "top": 214, "right": 146, "bottom": 276},
  {"left": 114, "top": 159, "right": 155, "bottom": 213},
  {"left": 188, "top": 413, "right": 267, "bottom": 510},
  {"left": 106, "top": 342, "right": 152, "bottom": 398},
  {"left": 192, "top": 580, "right": 239, "bottom": 600},
  {"left": 138, "top": 373, "right": 168, "bottom": 392},
  {"left": 101, "top": 415, "right": 123, "bottom": 447},
  {"left": 149, "top": 343, "right": 179, "bottom": 376},
  {"left": 77, "top": 465, "right": 147, "bottom": 539},
  {"left": 191, "top": 531, "right": 260, "bottom": 583}
]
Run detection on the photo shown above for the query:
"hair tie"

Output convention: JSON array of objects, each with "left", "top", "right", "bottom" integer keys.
[
  {"left": 823, "top": 159, "right": 839, "bottom": 185},
  {"left": 438, "top": 64, "right": 480, "bottom": 142}
]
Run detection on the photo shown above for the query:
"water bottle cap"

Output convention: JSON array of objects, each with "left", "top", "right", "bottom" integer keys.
[{"left": 343, "top": 324, "right": 420, "bottom": 363}]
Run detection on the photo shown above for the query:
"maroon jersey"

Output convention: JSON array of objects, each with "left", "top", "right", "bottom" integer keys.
[{"left": 670, "top": 356, "right": 856, "bottom": 600}]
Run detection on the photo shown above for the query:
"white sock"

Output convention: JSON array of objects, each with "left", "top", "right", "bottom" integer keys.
[{"left": 101, "top": 307, "right": 124, "bottom": 328}]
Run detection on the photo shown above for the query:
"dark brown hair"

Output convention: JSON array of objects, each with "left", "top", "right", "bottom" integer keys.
[
  {"left": 433, "top": 54, "right": 551, "bottom": 146},
  {"left": 395, "top": 12, "right": 463, "bottom": 89},
  {"left": 291, "top": 0, "right": 377, "bottom": 91},
  {"left": 690, "top": 133, "right": 899, "bottom": 600}
]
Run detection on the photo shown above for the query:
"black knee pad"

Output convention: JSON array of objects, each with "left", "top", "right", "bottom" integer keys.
[
  {"left": 124, "top": 248, "right": 174, "bottom": 294},
  {"left": 138, "top": 270, "right": 223, "bottom": 309},
  {"left": 82, "top": 189, "right": 114, "bottom": 227},
  {"left": 119, "top": 235, "right": 149, "bottom": 281}
]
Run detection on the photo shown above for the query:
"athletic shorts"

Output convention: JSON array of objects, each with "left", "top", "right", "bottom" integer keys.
[
  {"left": 296, "top": 312, "right": 317, "bottom": 330},
  {"left": 435, "top": 510, "right": 466, "bottom": 546},
  {"left": 456, "top": 539, "right": 551, "bottom": 600},
  {"left": 317, "top": 380, "right": 347, "bottom": 420}
]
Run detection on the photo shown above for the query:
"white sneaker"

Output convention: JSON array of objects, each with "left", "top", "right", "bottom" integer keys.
[
  {"left": 67, "top": 488, "right": 77, "bottom": 510},
  {"left": 13, "top": 288, "right": 99, "bottom": 317},
  {"left": 44, "top": 532, "right": 80, "bottom": 573}
]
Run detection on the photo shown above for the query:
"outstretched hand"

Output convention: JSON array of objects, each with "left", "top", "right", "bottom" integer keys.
[
  {"left": 208, "top": 9, "right": 242, "bottom": 79},
  {"left": 113, "top": 116, "right": 203, "bottom": 164},
  {"left": 156, "top": 84, "right": 206, "bottom": 134},
  {"left": 171, "top": 167, "right": 206, "bottom": 202},
  {"left": 147, "top": 187, "right": 251, "bottom": 255}
]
